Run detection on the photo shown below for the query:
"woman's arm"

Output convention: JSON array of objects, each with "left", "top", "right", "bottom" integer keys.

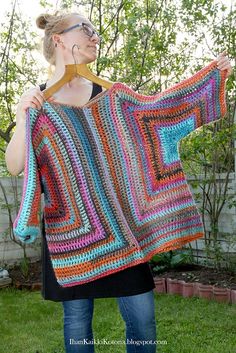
[
  {"left": 5, "top": 87, "right": 45, "bottom": 176},
  {"left": 5, "top": 110, "right": 26, "bottom": 176}
]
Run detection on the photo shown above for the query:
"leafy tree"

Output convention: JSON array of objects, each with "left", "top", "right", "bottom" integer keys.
[
  {"left": 179, "top": 2, "right": 236, "bottom": 270},
  {"left": 0, "top": 4, "right": 46, "bottom": 270},
  {"left": 0, "top": 0, "right": 235, "bottom": 271}
]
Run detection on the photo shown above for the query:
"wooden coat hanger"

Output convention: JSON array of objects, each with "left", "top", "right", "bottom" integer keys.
[{"left": 43, "top": 63, "right": 114, "bottom": 100}]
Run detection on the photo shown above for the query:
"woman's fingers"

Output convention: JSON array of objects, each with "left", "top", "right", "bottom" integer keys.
[
  {"left": 217, "top": 58, "right": 230, "bottom": 69},
  {"left": 19, "top": 87, "right": 46, "bottom": 111},
  {"left": 216, "top": 51, "right": 233, "bottom": 77},
  {"left": 30, "top": 88, "right": 45, "bottom": 107},
  {"left": 47, "top": 96, "right": 55, "bottom": 103},
  {"left": 22, "top": 97, "right": 42, "bottom": 111},
  {"left": 219, "top": 50, "right": 227, "bottom": 57}
]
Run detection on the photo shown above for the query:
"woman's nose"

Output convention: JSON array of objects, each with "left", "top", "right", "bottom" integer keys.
[{"left": 91, "top": 32, "right": 102, "bottom": 44}]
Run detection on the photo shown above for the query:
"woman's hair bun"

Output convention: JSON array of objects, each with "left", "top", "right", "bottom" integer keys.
[{"left": 36, "top": 14, "right": 53, "bottom": 29}]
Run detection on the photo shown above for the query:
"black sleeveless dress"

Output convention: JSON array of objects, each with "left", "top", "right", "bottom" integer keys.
[{"left": 39, "top": 82, "right": 155, "bottom": 302}]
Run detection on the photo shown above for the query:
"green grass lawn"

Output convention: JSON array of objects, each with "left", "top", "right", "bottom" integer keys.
[{"left": 0, "top": 288, "right": 235, "bottom": 353}]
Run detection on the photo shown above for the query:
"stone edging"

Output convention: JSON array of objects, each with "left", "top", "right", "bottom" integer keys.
[{"left": 154, "top": 277, "right": 236, "bottom": 304}]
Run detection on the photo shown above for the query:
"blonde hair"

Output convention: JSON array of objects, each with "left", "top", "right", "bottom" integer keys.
[{"left": 36, "top": 12, "right": 81, "bottom": 65}]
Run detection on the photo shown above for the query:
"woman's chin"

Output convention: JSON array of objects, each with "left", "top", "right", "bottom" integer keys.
[
  {"left": 78, "top": 52, "right": 97, "bottom": 64},
  {"left": 87, "top": 52, "right": 97, "bottom": 62},
  {"left": 66, "top": 52, "right": 97, "bottom": 65}
]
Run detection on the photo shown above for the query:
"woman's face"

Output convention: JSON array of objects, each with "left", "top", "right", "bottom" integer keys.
[{"left": 57, "top": 15, "right": 101, "bottom": 64}]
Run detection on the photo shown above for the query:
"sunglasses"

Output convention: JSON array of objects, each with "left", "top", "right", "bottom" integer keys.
[{"left": 59, "top": 22, "right": 102, "bottom": 41}]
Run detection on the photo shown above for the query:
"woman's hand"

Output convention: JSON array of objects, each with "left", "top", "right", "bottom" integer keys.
[
  {"left": 18, "top": 87, "right": 45, "bottom": 112},
  {"left": 216, "top": 51, "right": 233, "bottom": 78},
  {"left": 16, "top": 87, "right": 45, "bottom": 125},
  {"left": 16, "top": 87, "right": 54, "bottom": 125}
]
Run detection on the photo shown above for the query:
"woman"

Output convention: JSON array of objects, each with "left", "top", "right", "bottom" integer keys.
[
  {"left": 5, "top": 11, "right": 232, "bottom": 353},
  {"left": 6, "top": 11, "right": 158, "bottom": 353}
]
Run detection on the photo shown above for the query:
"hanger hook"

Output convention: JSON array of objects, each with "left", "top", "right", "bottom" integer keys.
[{"left": 71, "top": 44, "right": 80, "bottom": 76}]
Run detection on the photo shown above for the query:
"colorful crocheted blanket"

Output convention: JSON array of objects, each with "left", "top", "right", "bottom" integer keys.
[{"left": 13, "top": 61, "right": 227, "bottom": 287}]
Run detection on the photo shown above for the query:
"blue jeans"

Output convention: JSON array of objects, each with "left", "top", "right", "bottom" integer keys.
[{"left": 62, "top": 289, "right": 157, "bottom": 353}]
